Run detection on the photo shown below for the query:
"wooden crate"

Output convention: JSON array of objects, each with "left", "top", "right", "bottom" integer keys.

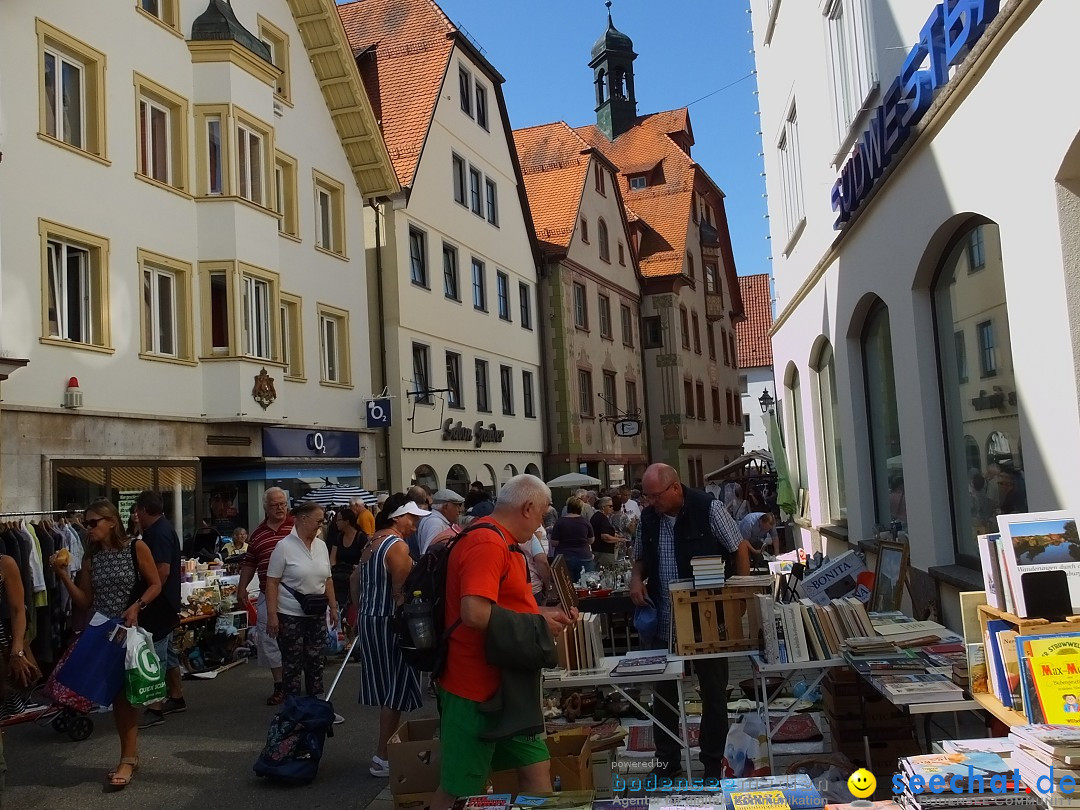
[{"left": 670, "top": 584, "right": 768, "bottom": 655}]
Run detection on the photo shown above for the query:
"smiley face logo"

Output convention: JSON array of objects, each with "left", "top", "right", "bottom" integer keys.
[{"left": 848, "top": 768, "right": 877, "bottom": 799}]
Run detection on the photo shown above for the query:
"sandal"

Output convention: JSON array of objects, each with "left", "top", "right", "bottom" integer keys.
[{"left": 104, "top": 756, "right": 139, "bottom": 792}]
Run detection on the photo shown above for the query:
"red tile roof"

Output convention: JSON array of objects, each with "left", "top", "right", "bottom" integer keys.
[
  {"left": 337, "top": 0, "right": 456, "bottom": 189},
  {"left": 512, "top": 122, "right": 591, "bottom": 255},
  {"left": 735, "top": 273, "right": 773, "bottom": 369}
]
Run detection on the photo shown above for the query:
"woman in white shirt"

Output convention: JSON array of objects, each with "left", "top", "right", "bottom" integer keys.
[{"left": 265, "top": 502, "right": 337, "bottom": 698}]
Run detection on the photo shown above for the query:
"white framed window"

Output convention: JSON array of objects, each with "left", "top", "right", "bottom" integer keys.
[
  {"left": 412, "top": 343, "right": 432, "bottom": 404},
  {"left": 237, "top": 123, "right": 265, "bottom": 205},
  {"left": 620, "top": 304, "right": 634, "bottom": 346},
  {"left": 602, "top": 372, "right": 618, "bottom": 417},
  {"left": 452, "top": 153, "right": 466, "bottom": 206},
  {"left": 410, "top": 228, "right": 428, "bottom": 287},
  {"left": 258, "top": 16, "right": 291, "bottom": 103},
  {"left": 318, "top": 307, "right": 349, "bottom": 385},
  {"left": 573, "top": 283, "right": 588, "bottom": 330},
  {"left": 825, "top": 0, "right": 877, "bottom": 141},
  {"left": 138, "top": 96, "right": 171, "bottom": 185},
  {"left": 203, "top": 111, "right": 226, "bottom": 195},
  {"left": 628, "top": 175, "right": 647, "bottom": 190},
  {"left": 459, "top": 66, "right": 473, "bottom": 116},
  {"left": 446, "top": 351, "right": 463, "bottom": 409},
  {"left": 242, "top": 274, "right": 272, "bottom": 359},
  {"left": 777, "top": 100, "right": 805, "bottom": 242},
  {"left": 519, "top": 282, "right": 532, "bottom": 330},
  {"left": 42, "top": 43, "right": 87, "bottom": 150},
  {"left": 472, "top": 258, "right": 486, "bottom": 311},
  {"left": 598, "top": 294, "right": 612, "bottom": 339},
  {"left": 138, "top": 0, "right": 180, "bottom": 31},
  {"left": 485, "top": 178, "right": 498, "bottom": 225},
  {"left": 142, "top": 264, "right": 177, "bottom": 357},
  {"left": 496, "top": 271, "right": 511, "bottom": 321},
  {"left": 578, "top": 370, "right": 594, "bottom": 416},
  {"left": 522, "top": 370, "right": 535, "bottom": 418},
  {"left": 475, "top": 359, "right": 490, "bottom": 412},
  {"left": 469, "top": 167, "right": 482, "bottom": 216},
  {"left": 475, "top": 81, "right": 488, "bottom": 129},
  {"left": 275, "top": 151, "right": 299, "bottom": 237},
  {"left": 313, "top": 171, "right": 345, "bottom": 256},
  {"left": 41, "top": 221, "right": 111, "bottom": 350},
  {"left": 443, "top": 243, "right": 459, "bottom": 300},
  {"left": 280, "top": 293, "right": 303, "bottom": 379},
  {"left": 46, "top": 240, "right": 93, "bottom": 344}
]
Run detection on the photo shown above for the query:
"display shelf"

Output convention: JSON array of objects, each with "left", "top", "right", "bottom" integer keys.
[
  {"left": 973, "top": 691, "right": 1028, "bottom": 727},
  {"left": 749, "top": 652, "right": 847, "bottom": 673},
  {"left": 978, "top": 603, "right": 1080, "bottom": 628}
]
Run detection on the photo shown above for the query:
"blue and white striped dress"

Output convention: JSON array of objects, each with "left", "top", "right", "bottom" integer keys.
[{"left": 358, "top": 535, "right": 422, "bottom": 711}]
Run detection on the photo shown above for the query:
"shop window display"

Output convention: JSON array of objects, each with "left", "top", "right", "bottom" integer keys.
[
  {"left": 932, "top": 221, "right": 1023, "bottom": 563},
  {"left": 861, "top": 300, "right": 905, "bottom": 532}
]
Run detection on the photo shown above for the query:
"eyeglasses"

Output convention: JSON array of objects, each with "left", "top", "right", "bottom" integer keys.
[
  {"left": 84, "top": 516, "right": 109, "bottom": 529},
  {"left": 641, "top": 482, "right": 676, "bottom": 500}
]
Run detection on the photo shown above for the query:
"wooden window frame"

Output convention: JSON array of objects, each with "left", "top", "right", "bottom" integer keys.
[
  {"left": 37, "top": 19, "right": 109, "bottom": 163},
  {"left": 133, "top": 72, "right": 190, "bottom": 195},
  {"left": 317, "top": 302, "right": 351, "bottom": 387},
  {"left": 138, "top": 248, "right": 195, "bottom": 364},
  {"left": 258, "top": 15, "right": 292, "bottom": 104},
  {"left": 313, "top": 169, "right": 346, "bottom": 258},
  {"left": 136, "top": 0, "right": 182, "bottom": 35},
  {"left": 280, "top": 292, "right": 304, "bottom": 381},
  {"left": 274, "top": 150, "right": 300, "bottom": 239}
]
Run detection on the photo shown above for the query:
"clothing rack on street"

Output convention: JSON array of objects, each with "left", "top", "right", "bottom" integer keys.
[{"left": 0, "top": 510, "right": 70, "bottom": 519}]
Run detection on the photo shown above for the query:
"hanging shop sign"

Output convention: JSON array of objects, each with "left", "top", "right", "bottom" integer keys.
[
  {"left": 612, "top": 419, "right": 642, "bottom": 438},
  {"left": 262, "top": 427, "right": 360, "bottom": 458},
  {"left": 365, "top": 398, "right": 392, "bottom": 429},
  {"left": 441, "top": 419, "right": 505, "bottom": 449},
  {"left": 831, "top": 0, "right": 999, "bottom": 229}
]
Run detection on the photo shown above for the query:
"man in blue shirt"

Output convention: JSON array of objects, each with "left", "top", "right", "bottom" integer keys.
[{"left": 738, "top": 511, "right": 780, "bottom": 557}]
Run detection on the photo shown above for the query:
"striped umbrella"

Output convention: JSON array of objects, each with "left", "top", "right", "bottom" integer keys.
[{"left": 298, "top": 484, "right": 377, "bottom": 507}]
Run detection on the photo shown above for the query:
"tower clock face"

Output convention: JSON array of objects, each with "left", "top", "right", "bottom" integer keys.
[{"left": 613, "top": 419, "right": 641, "bottom": 438}]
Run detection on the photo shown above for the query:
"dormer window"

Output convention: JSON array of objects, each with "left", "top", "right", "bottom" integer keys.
[{"left": 628, "top": 175, "right": 647, "bottom": 190}]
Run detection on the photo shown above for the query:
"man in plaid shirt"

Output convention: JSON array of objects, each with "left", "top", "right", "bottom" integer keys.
[{"left": 631, "top": 463, "right": 748, "bottom": 779}]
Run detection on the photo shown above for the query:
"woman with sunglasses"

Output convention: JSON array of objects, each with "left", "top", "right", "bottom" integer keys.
[{"left": 50, "top": 499, "right": 162, "bottom": 791}]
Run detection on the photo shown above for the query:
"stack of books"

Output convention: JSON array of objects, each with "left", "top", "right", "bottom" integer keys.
[
  {"left": 757, "top": 593, "right": 884, "bottom": 664},
  {"left": 895, "top": 752, "right": 1027, "bottom": 809},
  {"left": 691, "top": 555, "right": 727, "bottom": 588},
  {"left": 870, "top": 613, "right": 963, "bottom": 646},
  {"left": 872, "top": 673, "right": 965, "bottom": 705},
  {"left": 1011, "top": 726, "right": 1080, "bottom": 805}
]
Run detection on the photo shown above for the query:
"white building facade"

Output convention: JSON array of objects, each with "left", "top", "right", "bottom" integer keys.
[
  {"left": 753, "top": 0, "right": 1080, "bottom": 618},
  {"left": 343, "top": 0, "right": 544, "bottom": 494},
  {"left": 0, "top": 0, "right": 397, "bottom": 537}
]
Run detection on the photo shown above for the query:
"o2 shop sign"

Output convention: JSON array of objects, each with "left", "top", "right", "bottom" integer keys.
[
  {"left": 831, "top": 0, "right": 999, "bottom": 229},
  {"left": 306, "top": 432, "right": 327, "bottom": 454}
]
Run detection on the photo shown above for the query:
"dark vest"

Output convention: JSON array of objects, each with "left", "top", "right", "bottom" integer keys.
[{"left": 639, "top": 487, "right": 732, "bottom": 604}]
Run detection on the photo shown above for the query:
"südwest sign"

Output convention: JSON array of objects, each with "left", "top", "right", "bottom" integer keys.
[
  {"left": 831, "top": 0, "right": 999, "bottom": 230},
  {"left": 442, "top": 419, "right": 506, "bottom": 449}
]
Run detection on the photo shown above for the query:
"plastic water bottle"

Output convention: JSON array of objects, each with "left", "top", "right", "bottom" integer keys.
[{"left": 404, "top": 591, "right": 435, "bottom": 650}]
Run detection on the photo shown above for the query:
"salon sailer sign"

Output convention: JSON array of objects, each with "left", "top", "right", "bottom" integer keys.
[
  {"left": 441, "top": 419, "right": 506, "bottom": 449},
  {"left": 831, "top": 0, "right": 999, "bottom": 229}
]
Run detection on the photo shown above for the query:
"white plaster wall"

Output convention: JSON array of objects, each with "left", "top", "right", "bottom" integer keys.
[
  {"left": 741, "top": 365, "right": 775, "bottom": 454},
  {"left": 753, "top": 0, "right": 1080, "bottom": 569},
  {"left": 0, "top": 0, "right": 374, "bottom": 433}
]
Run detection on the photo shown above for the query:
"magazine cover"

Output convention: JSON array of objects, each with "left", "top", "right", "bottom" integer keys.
[
  {"left": 1027, "top": 654, "right": 1080, "bottom": 726},
  {"left": 800, "top": 551, "right": 871, "bottom": 606},
  {"left": 1017, "top": 634, "right": 1080, "bottom": 722},
  {"left": 996, "top": 511, "right": 1080, "bottom": 616}
]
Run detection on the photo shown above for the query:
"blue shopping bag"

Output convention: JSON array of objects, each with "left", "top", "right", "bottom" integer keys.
[{"left": 54, "top": 614, "right": 126, "bottom": 706}]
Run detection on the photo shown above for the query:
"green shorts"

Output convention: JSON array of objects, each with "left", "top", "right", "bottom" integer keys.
[{"left": 438, "top": 688, "right": 549, "bottom": 797}]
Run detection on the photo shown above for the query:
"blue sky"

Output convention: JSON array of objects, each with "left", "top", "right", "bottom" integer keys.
[{"left": 352, "top": 0, "right": 771, "bottom": 278}]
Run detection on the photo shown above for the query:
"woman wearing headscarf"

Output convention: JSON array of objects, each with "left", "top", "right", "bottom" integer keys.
[
  {"left": 50, "top": 499, "right": 162, "bottom": 791},
  {"left": 351, "top": 492, "right": 427, "bottom": 778}
]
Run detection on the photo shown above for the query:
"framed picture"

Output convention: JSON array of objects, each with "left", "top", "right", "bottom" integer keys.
[
  {"left": 870, "top": 540, "right": 909, "bottom": 613},
  {"left": 997, "top": 510, "right": 1080, "bottom": 617}
]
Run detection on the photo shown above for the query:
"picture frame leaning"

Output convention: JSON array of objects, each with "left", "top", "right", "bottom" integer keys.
[{"left": 870, "top": 539, "right": 910, "bottom": 613}]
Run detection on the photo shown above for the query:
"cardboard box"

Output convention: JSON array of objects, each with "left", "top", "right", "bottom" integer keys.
[
  {"left": 490, "top": 730, "right": 593, "bottom": 794},
  {"left": 393, "top": 793, "right": 435, "bottom": 810},
  {"left": 388, "top": 718, "right": 442, "bottom": 795}
]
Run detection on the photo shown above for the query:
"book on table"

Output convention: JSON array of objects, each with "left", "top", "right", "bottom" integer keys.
[
  {"left": 610, "top": 653, "right": 669, "bottom": 676},
  {"left": 511, "top": 792, "right": 595, "bottom": 810},
  {"left": 873, "top": 673, "right": 965, "bottom": 704},
  {"left": 1009, "top": 724, "right": 1080, "bottom": 764},
  {"left": 720, "top": 774, "right": 825, "bottom": 810}
]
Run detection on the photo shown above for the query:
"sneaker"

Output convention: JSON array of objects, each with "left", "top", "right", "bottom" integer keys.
[
  {"left": 333, "top": 713, "right": 345, "bottom": 725},
  {"left": 369, "top": 755, "right": 390, "bottom": 778},
  {"left": 138, "top": 709, "right": 165, "bottom": 729},
  {"left": 161, "top": 697, "right": 187, "bottom": 715},
  {"left": 266, "top": 689, "right": 286, "bottom": 706}
]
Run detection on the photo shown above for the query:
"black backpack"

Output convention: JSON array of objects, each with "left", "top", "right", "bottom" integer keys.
[{"left": 394, "top": 522, "right": 516, "bottom": 677}]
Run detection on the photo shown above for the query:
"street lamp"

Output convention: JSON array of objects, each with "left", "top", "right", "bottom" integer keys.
[{"left": 758, "top": 388, "right": 774, "bottom": 413}]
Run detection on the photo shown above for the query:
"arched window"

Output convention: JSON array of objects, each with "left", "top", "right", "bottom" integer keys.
[
  {"left": 598, "top": 218, "right": 610, "bottom": 262},
  {"left": 503, "top": 463, "right": 518, "bottom": 483},
  {"left": 932, "top": 221, "right": 1020, "bottom": 559},
  {"left": 445, "top": 464, "right": 470, "bottom": 497},
  {"left": 413, "top": 464, "right": 439, "bottom": 493},
  {"left": 862, "top": 300, "right": 904, "bottom": 530},
  {"left": 482, "top": 463, "right": 497, "bottom": 492},
  {"left": 596, "top": 69, "right": 607, "bottom": 105},
  {"left": 812, "top": 340, "right": 846, "bottom": 523},
  {"left": 525, "top": 463, "right": 542, "bottom": 479},
  {"left": 784, "top": 364, "right": 808, "bottom": 498}
]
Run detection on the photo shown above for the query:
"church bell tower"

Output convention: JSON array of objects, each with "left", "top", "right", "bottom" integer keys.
[{"left": 589, "top": 1, "right": 638, "bottom": 141}]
